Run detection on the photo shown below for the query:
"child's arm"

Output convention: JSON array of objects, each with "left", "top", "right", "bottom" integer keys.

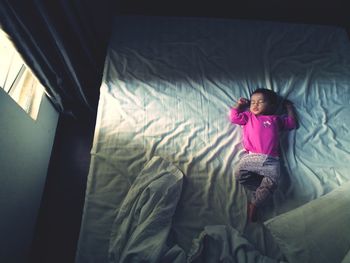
[
  {"left": 235, "top": 97, "right": 250, "bottom": 110},
  {"left": 283, "top": 99, "right": 297, "bottom": 129},
  {"left": 284, "top": 99, "right": 295, "bottom": 119},
  {"left": 230, "top": 97, "right": 249, "bottom": 125}
]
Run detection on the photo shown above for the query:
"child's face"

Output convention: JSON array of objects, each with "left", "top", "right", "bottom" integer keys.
[{"left": 250, "top": 93, "right": 270, "bottom": 115}]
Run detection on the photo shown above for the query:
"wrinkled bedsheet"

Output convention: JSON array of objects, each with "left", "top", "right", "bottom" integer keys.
[
  {"left": 108, "top": 156, "right": 280, "bottom": 263},
  {"left": 75, "top": 16, "right": 350, "bottom": 263}
]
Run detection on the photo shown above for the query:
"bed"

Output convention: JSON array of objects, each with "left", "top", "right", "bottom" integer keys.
[{"left": 75, "top": 15, "right": 350, "bottom": 263}]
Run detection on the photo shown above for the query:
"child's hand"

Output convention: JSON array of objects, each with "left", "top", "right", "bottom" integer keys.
[
  {"left": 283, "top": 99, "right": 294, "bottom": 109},
  {"left": 238, "top": 97, "right": 250, "bottom": 106},
  {"left": 283, "top": 99, "right": 296, "bottom": 121}
]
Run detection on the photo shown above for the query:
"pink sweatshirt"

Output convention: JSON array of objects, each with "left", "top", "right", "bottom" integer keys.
[{"left": 230, "top": 108, "right": 296, "bottom": 157}]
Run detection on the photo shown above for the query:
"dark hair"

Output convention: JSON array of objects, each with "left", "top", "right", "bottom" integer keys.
[
  {"left": 251, "top": 88, "right": 278, "bottom": 104},
  {"left": 251, "top": 88, "right": 278, "bottom": 113}
]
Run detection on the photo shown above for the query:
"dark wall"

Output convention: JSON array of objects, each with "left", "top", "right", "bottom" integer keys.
[
  {"left": 0, "top": 90, "right": 58, "bottom": 263},
  {"left": 115, "top": 0, "right": 349, "bottom": 29}
]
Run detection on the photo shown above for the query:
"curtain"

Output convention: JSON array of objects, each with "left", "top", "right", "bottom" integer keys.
[{"left": 0, "top": 0, "right": 115, "bottom": 120}]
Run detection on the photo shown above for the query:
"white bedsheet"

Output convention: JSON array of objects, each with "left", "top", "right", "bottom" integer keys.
[
  {"left": 108, "top": 156, "right": 279, "bottom": 263},
  {"left": 75, "top": 16, "right": 350, "bottom": 263}
]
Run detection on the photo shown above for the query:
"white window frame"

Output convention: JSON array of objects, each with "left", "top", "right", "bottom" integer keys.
[{"left": 1, "top": 28, "right": 45, "bottom": 120}]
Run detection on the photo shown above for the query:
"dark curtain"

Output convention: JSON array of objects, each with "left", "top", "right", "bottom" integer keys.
[{"left": 0, "top": 0, "right": 115, "bottom": 120}]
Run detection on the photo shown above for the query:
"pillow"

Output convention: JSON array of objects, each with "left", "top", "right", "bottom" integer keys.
[
  {"left": 341, "top": 250, "right": 350, "bottom": 263},
  {"left": 264, "top": 180, "right": 350, "bottom": 263}
]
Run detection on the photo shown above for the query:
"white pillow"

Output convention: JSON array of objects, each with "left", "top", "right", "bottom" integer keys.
[
  {"left": 264, "top": 181, "right": 350, "bottom": 263},
  {"left": 341, "top": 250, "right": 350, "bottom": 263}
]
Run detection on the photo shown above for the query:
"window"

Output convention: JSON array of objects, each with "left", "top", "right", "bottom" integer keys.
[{"left": 0, "top": 28, "right": 44, "bottom": 120}]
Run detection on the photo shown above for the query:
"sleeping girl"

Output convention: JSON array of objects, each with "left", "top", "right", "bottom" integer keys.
[{"left": 230, "top": 88, "right": 296, "bottom": 222}]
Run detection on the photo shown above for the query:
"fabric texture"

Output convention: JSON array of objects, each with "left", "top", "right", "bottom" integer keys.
[
  {"left": 235, "top": 153, "right": 280, "bottom": 206},
  {"left": 108, "top": 156, "right": 184, "bottom": 263},
  {"left": 264, "top": 180, "right": 350, "bottom": 263},
  {"left": 188, "top": 225, "right": 282, "bottom": 263},
  {"left": 107, "top": 156, "right": 283, "bottom": 263}
]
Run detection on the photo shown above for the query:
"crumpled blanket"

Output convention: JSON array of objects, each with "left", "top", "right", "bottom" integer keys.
[
  {"left": 187, "top": 225, "right": 283, "bottom": 263},
  {"left": 108, "top": 156, "right": 184, "bottom": 262},
  {"left": 108, "top": 156, "right": 281, "bottom": 263}
]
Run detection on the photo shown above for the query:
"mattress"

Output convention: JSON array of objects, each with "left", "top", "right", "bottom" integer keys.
[{"left": 75, "top": 16, "right": 350, "bottom": 263}]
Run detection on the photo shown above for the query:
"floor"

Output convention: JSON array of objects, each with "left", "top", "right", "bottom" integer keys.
[{"left": 30, "top": 114, "right": 96, "bottom": 263}]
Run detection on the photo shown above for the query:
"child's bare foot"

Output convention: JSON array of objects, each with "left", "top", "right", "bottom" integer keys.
[{"left": 247, "top": 202, "right": 257, "bottom": 223}]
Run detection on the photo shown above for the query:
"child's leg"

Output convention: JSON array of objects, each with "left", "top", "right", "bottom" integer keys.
[
  {"left": 251, "top": 176, "right": 277, "bottom": 207},
  {"left": 234, "top": 154, "right": 264, "bottom": 191},
  {"left": 235, "top": 154, "right": 279, "bottom": 222},
  {"left": 247, "top": 177, "right": 276, "bottom": 223},
  {"left": 237, "top": 170, "right": 264, "bottom": 191},
  {"left": 247, "top": 202, "right": 257, "bottom": 223},
  {"left": 236, "top": 171, "right": 263, "bottom": 223}
]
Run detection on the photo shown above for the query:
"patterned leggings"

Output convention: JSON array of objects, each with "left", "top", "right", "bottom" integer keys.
[{"left": 235, "top": 153, "right": 280, "bottom": 207}]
